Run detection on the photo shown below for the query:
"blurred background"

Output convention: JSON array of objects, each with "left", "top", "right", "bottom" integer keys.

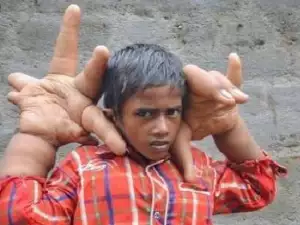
[{"left": 0, "top": 0, "right": 299, "bottom": 224}]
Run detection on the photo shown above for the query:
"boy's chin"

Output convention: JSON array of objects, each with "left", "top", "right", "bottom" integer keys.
[
  {"left": 143, "top": 151, "right": 170, "bottom": 162},
  {"left": 127, "top": 145, "right": 170, "bottom": 164}
]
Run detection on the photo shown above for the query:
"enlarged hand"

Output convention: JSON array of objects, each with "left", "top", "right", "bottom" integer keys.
[
  {"left": 172, "top": 53, "right": 248, "bottom": 181},
  {"left": 7, "top": 5, "right": 126, "bottom": 153},
  {"left": 184, "top": 53, "right": 248, "bottom": 139}
]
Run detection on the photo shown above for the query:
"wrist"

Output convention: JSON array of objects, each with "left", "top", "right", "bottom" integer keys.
[
  {"left": 213, "top": 116, "right": 263, "bottom": 163},
  {"left": 0, "top": 133, "right": 57, "bottom": 177},
  {"left": 213, "top": 115, "right": 243, "bottom": 139}
]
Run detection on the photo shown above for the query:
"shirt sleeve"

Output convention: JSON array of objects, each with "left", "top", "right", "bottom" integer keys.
[
  {"left": 211, "top": 151, "right": 287, "bottom": 215},
  {"left": 0, "top": 151, "right": 80, "bottom": 225}
]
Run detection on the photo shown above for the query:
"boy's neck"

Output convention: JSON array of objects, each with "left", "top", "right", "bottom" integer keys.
[{"left": 126, "top": 146, "right": 170, "bottom": 167}]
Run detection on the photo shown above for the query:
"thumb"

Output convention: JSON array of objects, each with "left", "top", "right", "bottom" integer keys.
[
  {"left": 171, "top": 122, "right": 195, "bottom": 182},
  {"left": 75, "top": 46, "right": 110, "bottom": 100},
  {"left": 226, "top": 53, "right": 243, "bottom": 88}
]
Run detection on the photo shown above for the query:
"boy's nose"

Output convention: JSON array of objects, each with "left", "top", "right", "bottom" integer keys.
[{"left": 152, "top": 116, "right": 169, "bottom": 137}]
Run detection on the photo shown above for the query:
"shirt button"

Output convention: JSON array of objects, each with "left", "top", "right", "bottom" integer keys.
[{"left": 154, "top": 211, "right": 160, "bottom": 220}]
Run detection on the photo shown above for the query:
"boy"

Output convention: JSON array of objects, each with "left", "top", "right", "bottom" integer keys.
[{"left": 0, "top": 42, "right": 286, "bottom": 224}]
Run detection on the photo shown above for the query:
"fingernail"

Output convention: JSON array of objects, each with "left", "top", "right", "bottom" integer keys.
[
  {"left": 68, "top": 4, "right": 80, "bottom": 11},
  {"left": 229, "top": 52, "right": 239, "bottom": 59},
  {"left": 220, "top": 89, "right": 233, "bottom": 99},
  {"left": 232, "top": 88, "right": 248, "bottom": 98}
]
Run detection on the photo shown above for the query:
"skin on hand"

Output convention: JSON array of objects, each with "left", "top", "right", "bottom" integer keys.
[
  {"left": 1, "top": 5, "right": 126, "bottom": 177},
  {"left": 172, "top": 53, "right": 251, "bottom": 182},
  {"left": 7, "top": 5, "right": 126, "bottom": 153},
  {"left": 184, "top": 53, "right": 248, "bottom": 139}
]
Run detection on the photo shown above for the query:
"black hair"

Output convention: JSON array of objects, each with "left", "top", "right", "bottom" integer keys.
[{"left": 102, "top": 43, "right": 186, "bottom": 115}]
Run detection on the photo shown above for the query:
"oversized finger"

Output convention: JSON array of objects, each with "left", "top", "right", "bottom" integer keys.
[
  {"left": 8, "top": 73, "right": 39, "bottom": 91},
  {"left": 210, "top": 70, "right": 249, "bottom": 104},
  {"left": 226, "top": 53, "right": 243, "bottom": 88},
  {"left": 76, "top": 135, "right": 99, "bottom": 146},
  {"left": 7, "top": 91, "right": 22, "bottom": 105},
  {"left": 171, "top": 122, "right": 195, "bottom": 182},
  {"left": 209, "top": 70, "right": 235, "bottom": 102},
  {"left": 183, "top": 65, "right": 216, "bottom": 97},
  {"left": 208, "top": 70, "right": 249, "bottom": 105},
  {"left": 49, "top": 4, "right": 81, "bottom": 76},
  {"left": 82, "top": 105, "right": 126, "bottom": 155},
  {"left": 184, "top": 65, "right": 235, "bottom": 104},
  {"left": 229, "top": 87, "right": 249, "bottom": 104},
  {"left": 184, "top": 65, "right": 233, "bottom": 104},
  {"left": 75, "top": 46, "right": 110, "bottom": 99}
]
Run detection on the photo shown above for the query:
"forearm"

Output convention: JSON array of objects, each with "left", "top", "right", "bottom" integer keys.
[
  {"left": 0, "top": 146, "right": 78, "bottom": 225},
  {"left": 213, "top": 116, "right": 264, "bottom": 163},
  {"left": 0, "top": 133, "right": 57, "bottom": 177}
]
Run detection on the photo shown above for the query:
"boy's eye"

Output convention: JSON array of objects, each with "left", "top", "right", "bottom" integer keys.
[
  {"left": 135, "top": 110, "right": 153, "bottom": 118},
  {"left": 166, "top": 108, "right": 182, "bottom": 117}
]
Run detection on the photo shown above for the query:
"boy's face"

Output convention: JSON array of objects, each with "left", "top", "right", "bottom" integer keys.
[{"left": 116, "top": 85, "right": 182, "bottom": 161}]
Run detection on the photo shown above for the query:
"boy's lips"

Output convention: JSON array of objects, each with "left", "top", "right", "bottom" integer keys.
[{"left": 150, "top": 141, "right": 170, "bottom": 152}]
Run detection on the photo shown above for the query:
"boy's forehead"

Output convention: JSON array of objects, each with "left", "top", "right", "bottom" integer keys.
[
  {"left": 135, "top": 86, "right": 182, "bottom": 99},
  {"left": 128, "top": 86, "right": 182, "bottom": 107}
]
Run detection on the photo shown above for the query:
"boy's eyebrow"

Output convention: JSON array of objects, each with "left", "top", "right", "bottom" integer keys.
[
  {"left": 166, "top": 106, "right": 183, "bottom": 110},
  {"left": 136, "top": 106, "right": 182, "bottom": 111}
]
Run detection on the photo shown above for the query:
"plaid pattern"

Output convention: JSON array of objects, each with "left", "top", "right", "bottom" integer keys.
[{"left": 0, "top": 145, "right": 286, "bottom": 225}]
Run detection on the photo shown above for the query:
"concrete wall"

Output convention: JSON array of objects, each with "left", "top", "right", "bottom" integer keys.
[{"left": 0, "top": 0, "right": 299, "bottom": 224}]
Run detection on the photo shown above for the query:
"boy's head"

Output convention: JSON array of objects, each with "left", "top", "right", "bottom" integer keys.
[{"left": 103, "top": 44, "right": 186, "bottom": 161}]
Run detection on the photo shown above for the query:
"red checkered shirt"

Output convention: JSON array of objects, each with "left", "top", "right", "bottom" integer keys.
[{"left": 0, "top": 145, "right": 286, "bottom": 225}]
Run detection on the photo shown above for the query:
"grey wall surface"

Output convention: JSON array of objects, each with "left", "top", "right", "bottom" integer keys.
[{"left": 0, "top": 0, "right": 299, "bottom": 224}]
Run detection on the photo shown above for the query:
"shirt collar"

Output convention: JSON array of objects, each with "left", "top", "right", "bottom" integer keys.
[
  {"left": 97, "top": 144, "right": 170, "bottom": 167},
  {"left": 125, "top": 146, "right": 170, "bottom": 167}
]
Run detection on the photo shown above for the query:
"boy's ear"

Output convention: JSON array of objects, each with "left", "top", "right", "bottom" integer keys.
[{"left": 102, "top": 108, "right": 115, "bottom": 122}]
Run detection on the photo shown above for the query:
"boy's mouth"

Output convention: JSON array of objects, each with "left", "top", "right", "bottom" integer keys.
[{"left": 150, "top": 141, "right": 170, "bottom": 152}]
